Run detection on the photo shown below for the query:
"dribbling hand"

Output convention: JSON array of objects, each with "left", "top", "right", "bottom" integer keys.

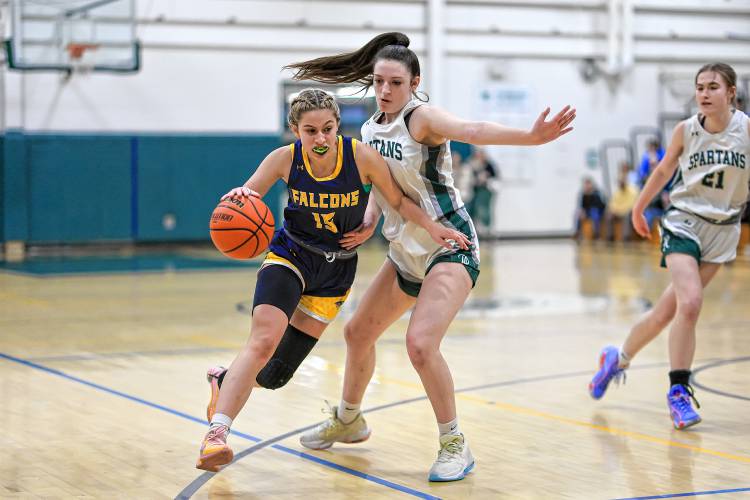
[{"left": 221, "top": 186, "right": 260, "bottom": 201}]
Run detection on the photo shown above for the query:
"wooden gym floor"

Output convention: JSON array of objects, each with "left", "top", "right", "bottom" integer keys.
[{"left": 1, "top": 240, "right": 749, "bottom": 499}]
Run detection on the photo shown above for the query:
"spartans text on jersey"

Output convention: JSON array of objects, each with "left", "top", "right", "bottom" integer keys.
[
  {"left": 688, "top": 149, "right": 746, "bottom": 170},
  {"left": 368, "top": 139, "right": 403, "bottom": 161}
]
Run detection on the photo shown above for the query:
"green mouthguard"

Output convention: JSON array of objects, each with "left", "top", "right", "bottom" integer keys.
[{"left": 312, "top": 145, "right": 329, "bottom": 155}]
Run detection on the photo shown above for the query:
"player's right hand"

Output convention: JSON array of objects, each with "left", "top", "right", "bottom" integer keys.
[
  {"left": 221, "top": 186, "right": 260, "bottom": 201},
  {"left": 632, "top": 211, "right": 650, "bottom": 239}
]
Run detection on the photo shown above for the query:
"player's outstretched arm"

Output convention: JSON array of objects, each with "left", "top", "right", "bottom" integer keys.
[
  {"left": 631, "top": 123, "right": 684, "bottom": 238},
  {"left": 408, "top": 105, "right": 576, "bottom": 146},
  {"left": 356, "top": 143, "right": 470, "bottom": 250},
  {"left": 221, "top": 146, "right": 291, "bottom": 200}
]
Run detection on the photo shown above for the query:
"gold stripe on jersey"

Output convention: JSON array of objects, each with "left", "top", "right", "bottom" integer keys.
[
  {"left": 302, "top": 135, "right": 344, "bottom": 181},
  {"left": 298, "top": 289, "right": 351, "bottom": 323},
  {"left": 260, "top": 252, "right": 306, "bottom": 290}
]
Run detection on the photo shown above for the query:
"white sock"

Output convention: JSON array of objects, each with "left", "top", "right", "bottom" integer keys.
[
  {"left": 438, "top": 417, "right": 460, "bottom": 437},
  {"left": 210, "top": 413, "right": 233, "bottom": 429},
  {"left": 619, "top": 349, "right": 631, "bottom": 369},
  {"left": 337, "top": 400, "right": 361, "bottom": 424}
]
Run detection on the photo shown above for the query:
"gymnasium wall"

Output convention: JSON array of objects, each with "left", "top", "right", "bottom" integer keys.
[
  {"left": 0, "top": 134, "right": 4, "bottom": 242},
  {"left": 1, "top": 0, "right": 749, "bottom": 243},
  {"left": 0, "top": 132, "right": 283, "bottom": 243}
]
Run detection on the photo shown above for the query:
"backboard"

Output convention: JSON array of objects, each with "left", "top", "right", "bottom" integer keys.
[{"left": 5, "top": 0, "right": 139, "bottom": 73}]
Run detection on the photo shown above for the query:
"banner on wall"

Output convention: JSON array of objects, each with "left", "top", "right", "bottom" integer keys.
[{"left": 472, "top": 83, "right": 536, "bottom": 183}]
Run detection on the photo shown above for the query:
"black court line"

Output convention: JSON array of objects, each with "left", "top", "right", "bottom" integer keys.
[
  {"left": 691, "top": 356, "right": 750, "bottom": 402},
  {"left": 176, "top": 361, "right": 680, "bottom": 498},
  {"left": 0, "top": 352, "right": 439, "bottom": 500}
]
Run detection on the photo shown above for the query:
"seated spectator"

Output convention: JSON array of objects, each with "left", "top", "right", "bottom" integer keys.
[
  {"left": 575, "top": 177, "right": 606, "bottom": 240},
  {"left": 740, "top": 203, "right": 750, "bottom": 257},
  {"left": 452, "top": 151, "right": 473, "bottom": 206},
  {"left": 466, "top": 148, "right": 500, "bottom": 237},
  {"left": 605, "top": 163, "right": 640, "bottom": 241}
]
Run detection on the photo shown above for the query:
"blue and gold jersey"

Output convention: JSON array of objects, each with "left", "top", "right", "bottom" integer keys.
[{"left": 282, "top": 135, "right": 371, "bottom": 252}]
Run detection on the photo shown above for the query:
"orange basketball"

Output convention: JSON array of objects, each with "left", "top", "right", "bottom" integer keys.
[{"left": 209, "top": 196, "right": 275, "bottom": 259}]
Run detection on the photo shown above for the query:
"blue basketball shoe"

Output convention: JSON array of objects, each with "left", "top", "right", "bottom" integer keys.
[
  {"left": 589, "top": 345, "right": 626, "bottom": 399},
  {"left": 667, "top": 384, "right": 701, "bottom": 430}
]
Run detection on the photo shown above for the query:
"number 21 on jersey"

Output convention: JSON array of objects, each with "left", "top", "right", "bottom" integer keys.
[{"left": 701, "top": 170, "right": 725, "bottom": 189}]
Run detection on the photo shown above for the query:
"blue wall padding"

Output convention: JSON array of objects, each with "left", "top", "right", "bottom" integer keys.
[
  {"left": 0, "top": 134, "right": 4, "bottom": 242},
  {"left": 2, "top": 131, "right": 30, "bottom": 242},
  {"left": 27, "top": 134, "right": 133, "bottom": 242},
  {"left": 0, "top": 132, "right": 284, "bottom": 244}
]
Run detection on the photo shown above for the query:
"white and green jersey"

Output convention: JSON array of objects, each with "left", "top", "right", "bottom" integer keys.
[
  {"left": 671, "top": 110, "right": 749, "bottom": 223},
  {"left": 362, "top": 100, "right": 474, "bottom": 262}
]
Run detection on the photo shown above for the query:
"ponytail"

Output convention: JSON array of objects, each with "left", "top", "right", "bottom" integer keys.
[{"left": 284, "top": 32, "right": 420, "bottom": 94}]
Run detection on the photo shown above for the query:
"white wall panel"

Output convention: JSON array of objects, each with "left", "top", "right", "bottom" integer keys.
[{"left": 3, "top": 0, "right": 749, "bottom": 235}]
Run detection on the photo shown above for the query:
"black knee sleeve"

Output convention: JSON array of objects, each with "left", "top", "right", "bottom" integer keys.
[{"left": 256, "top": 324, "right": 318, "bottom": 389}]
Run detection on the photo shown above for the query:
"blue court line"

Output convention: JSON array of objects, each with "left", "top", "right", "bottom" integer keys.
[
  {"left": 614, "top": 486, "right": 750, "bottom": 499},
  {"left": 176, "top": 360, "right": 679, "bottom": 497},
  {"left": 6, "top": 349, "right": 740, "bottom": 499},
  {"left": 0, "top": 352, "right": 439, "bottom": 500}
]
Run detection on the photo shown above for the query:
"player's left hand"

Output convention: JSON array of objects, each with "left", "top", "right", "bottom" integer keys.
[
  {"left": 529, "top": 105, "right": 576, "bottom": 144},
  {"left": 340, "top": 221, "right": 377, "bottom": 250},
  {"left": 428, "top": 223, "right": 471, "bottom": 251}
]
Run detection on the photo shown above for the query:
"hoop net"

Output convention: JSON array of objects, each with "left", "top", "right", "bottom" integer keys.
[{"left": 65, "top": 43, "right": 100, "bottom": 74}]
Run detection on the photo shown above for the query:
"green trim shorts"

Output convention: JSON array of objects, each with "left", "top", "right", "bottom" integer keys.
[
  {"left": 387, "top": 209, "right": 480, "bottom": 297},
  {"left": 659, "top": 208, "right": 741, "bottom": 267}
]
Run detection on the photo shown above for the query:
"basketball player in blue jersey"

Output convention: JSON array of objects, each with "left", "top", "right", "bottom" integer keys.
[
  {"left": 589, "top": 63, "right": 749, "bottom": 429},
  {"left": 196, "top": 88, "right": 469, "bottom": 472},
  {"left": 282, "top": 33, "right": 575, "bottom": 482}
]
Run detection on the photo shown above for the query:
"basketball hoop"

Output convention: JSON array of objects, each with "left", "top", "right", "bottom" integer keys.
[{"left": 65, "top": 42, "right": 100, "bottom": 76}]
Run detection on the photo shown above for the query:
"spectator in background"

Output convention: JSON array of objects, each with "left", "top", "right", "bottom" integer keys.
[
  {"left": 638, "top": 138, "right": 665, "bottom": 187},
  {"left": 736, "top": 89, "right": 747, "bottom": 115},
  {"left": 575, "top": 176, "right": 607, "bottom": 240},
  {"left": 467, "top": 148, "right": 500, "bottom": 236},
  {"left": 604, "top": 162, "right": 640, "bottom": 241},
  {"left": 451, "top": 151, "right": 474, "bottom": 207},
  {"left": 639, "top": 138, "right": 670, "bottom": 232}
]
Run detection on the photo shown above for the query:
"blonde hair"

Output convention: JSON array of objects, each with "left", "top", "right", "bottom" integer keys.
[{"left": 287, "top": 88, "right": 340, "bottom": 129}]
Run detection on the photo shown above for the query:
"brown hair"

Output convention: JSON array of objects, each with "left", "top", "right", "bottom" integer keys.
[
  {"left": 695, "top": 62, "right": 737, "bottom": 105},
  {"left": 284, "top": 32, "right": 424, "bottom": 100},
  {"left": 287, "top": 88, "right": 340, "bottom": 129}
]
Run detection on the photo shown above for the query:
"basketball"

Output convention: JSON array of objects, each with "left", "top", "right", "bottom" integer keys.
[{"left": 209, "top": 196, "right": 275, "bottom": 259}]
